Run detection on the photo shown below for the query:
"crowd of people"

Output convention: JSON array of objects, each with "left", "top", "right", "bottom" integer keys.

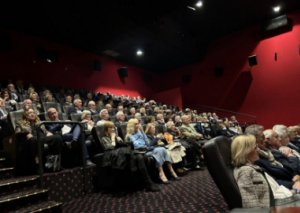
[{"left": 0, "top": 79, "right": 248, "bottom": 193}]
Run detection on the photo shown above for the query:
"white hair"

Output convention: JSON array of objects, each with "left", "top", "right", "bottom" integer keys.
[
  {"left": 73, "top": 99, "right": 81, "bottom": 105},
  {"left": 130, "top": 107, "right": 135, "bottom": 113},
  {"left": 116, "top": 111, "right": 124, "bottom": 118},
  {"left": 81, "top": 110, "right": 91, "bottom": 120},
  {"left": 135, "top": 113, "right": 141, "bottom": 119},
  {"left": 99, "top": 109, "right": 108, "bottom": 117},
  {"left": 263, "top": 129, "right": 273, "bottom": 139},
  {"left": 273, "top": 124, "right": 287, "bottom": 138},
  {"left": 88, "top": 101, "right": 95, "bottom": 107},
  {"left": 166, "top": 121, "right": 174, "bottom": 129},
  {"left": 157, "top": 114, "right": 163, "bottom": 119}
]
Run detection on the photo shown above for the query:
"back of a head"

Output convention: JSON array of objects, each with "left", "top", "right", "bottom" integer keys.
[
  {"left": 244, "top": 124, "right": 264, "bottom": 137},
  {"left": 125, "top": 118, "right": 138, "bottom": 141},
  {"left": 231, "top": 135, "right": 256, "bottom": 167},
  {"left": 273, "top": 124, "right": 287, "bottom": 138}
]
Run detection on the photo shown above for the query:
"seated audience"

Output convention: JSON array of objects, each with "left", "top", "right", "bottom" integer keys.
[
  {"left": 180, "top": 115, "right": 203, "bottom": 141},
  {"left": 174, "top": 115, "right": 182, "bottom": 127},
  {"left": 81, "top": 110, "right": 95, "bottom": 131},
  {"left": 15, "top": 108, "right": 63, "bottom": 171},
  {"left": 156, "top": 114, "right": 165, "bottom": 125},
  {"left": 96, "top": 109, "right": 109, "bottom": 125},
  {"left": 231, "top": 115, "right": 243, "bottom": 134},
  {"left": 29, "top": 92, "right": 43, "bottom": 114},
  {"left": 146, "top": 115, "right": 157, "bottom": 124},
  {"left": 153, "top": 107, "right": 159, "bottom": 117},
  {"left": 88, "top": 101, "right": 98, "bottom": 115},
  {"left": 126, "top": 119, "right": 178, "bottom": 184},
  {"left": 27, "top": 87, "right": 35, "bottom": 95},
  {"left": 46, "top": 108, "right": 94, "bottom": 166},
  {"left": 7, "top": 83, "right": 18, "bottom": 101},
  {"left": 101, "top": 121, "right": 160, "bottom": 191},
  {"left": 232, "top": 135, "right": 299, "bottom": 208},
  {"left": 130, "top": 107, "right": 136, "bottom": 116},
  {"left": 64, "top": 95, "right": 73, "bottom": 106},
  {"left": 115, "top": 111, "right": 126, "bottom": 127},
  {"left": 139, "top": 107, "right": 146, "bottom": 116},
  {"left": 264, "top": 129, "right": 300, "bottom": 175},
  {"left": 135, "top": 113, "right": 143, "bottom": 125},
  {"left": 106, "top": 104, "right": 114, "bottom": 116},
  {"left": 287, "top": 127, "right": 300, "bottom": 152},
  {"left": 228, "top": 121, "right": 241, "bottom": 134},
  {"left": 216, "top": 120, "right": 235, "bottom": 137},
  {"left": 1, "top": 88, "right": 17, "bottom": 111},
  {"left": 45, "top": 94, "right": 55, "bottom": 102},
  {"left": 67, "top": 99, "right": 83, "bottom": 119},
  {"left": 85, "top": 93, "right": 93, "bottom": 105}
]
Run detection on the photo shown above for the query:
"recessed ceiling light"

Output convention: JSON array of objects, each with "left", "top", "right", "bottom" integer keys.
[
  {"left": 196, "top": 1, "right": 203, "bottom": 7},
  {"left": 273, "top": 6, "right": 280, "bottom": 12},
  {"left": 137, "top": 50, "right": 143, "bottom": 56},
  {"left": 187, "top": 6, "right": 196, "bottom": 11}
]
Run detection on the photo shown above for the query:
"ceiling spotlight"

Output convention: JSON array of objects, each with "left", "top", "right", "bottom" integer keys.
[
  {"left": 187, "top": 6, "right": 196, "bottom": 11},
  {"left": 273, "top": 6, "right": 280, "bottom": 12},
  {"left": 196, "top": 1, "right": 203, "bottom": 7},
  {"left": 137, "top": 50, "right": 143, "bottom": 56}
]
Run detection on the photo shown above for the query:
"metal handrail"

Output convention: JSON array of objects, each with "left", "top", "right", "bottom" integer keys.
[{"left": 36, "top": 121, "right": 87, "bottom": 192}]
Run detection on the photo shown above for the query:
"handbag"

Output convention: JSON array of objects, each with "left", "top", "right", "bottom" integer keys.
[{"left": 45, "top": 155, "right": 61, "bottom": 172}]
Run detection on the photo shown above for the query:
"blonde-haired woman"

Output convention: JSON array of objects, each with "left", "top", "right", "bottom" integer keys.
[
  {"left": 232, "top": 135, "right": 299, "bottom": 208},
  {"left": 15, "top": 108, "right": 63, "bottom": 174},
  {"left": 81, "top": 110, "right": 94, "bottom": 131},
  {"left": 29, "top": 92, "right": 42, "bottom": 114},
  {"left": 27, "top": 87, "right": 35, "bottom": 95},
  {"left": 125, "top": 119, "right": 175, "bottom": 184}
]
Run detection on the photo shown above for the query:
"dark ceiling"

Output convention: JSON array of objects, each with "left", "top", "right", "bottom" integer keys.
[{"left": 1, "top": 0, "right": 300, "bottom": 73}]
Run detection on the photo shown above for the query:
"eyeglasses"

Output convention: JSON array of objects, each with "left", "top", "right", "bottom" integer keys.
[{"left": 253, "top": 143, "right": 258, "bottom": 150}]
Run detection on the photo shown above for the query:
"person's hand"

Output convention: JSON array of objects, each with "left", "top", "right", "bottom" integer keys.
[
  {"left": 293, "top": 175, "right": 300, "bottom": 182},
  {"left": 46, "top": 132, "right": 53, "bottom": 137},
  {"left": 282, "top": 148, "right": 294, "bottom": 157},
  {"left": 27, "top": 134, "right": 33, "bottom": 139},
  {"left": 116, "top": 136, "right": 122, "bottom": 142},
  {"left": 111, "top": 132, "right": 116, "bottom": 139},
  {"left": 292, "top": 182, "right": 300, "bottom": 193},
  {"left": 198, "top": 133, "right": 203, "bottom": 138},
  {"left": 3, "top": 115, "right": 7, "bottom": 119}
]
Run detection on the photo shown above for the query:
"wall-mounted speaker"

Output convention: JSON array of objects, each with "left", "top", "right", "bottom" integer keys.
[
  {"left": 214, "top": 67, "right": 223, "bottom": 76},
  {"left": 118, "top": 67, "right": 128, "bottom": 78},
  {"left": 182, "top": 75, "right": 190, "bottom": 84},
  {"left": 248, "top": 55, "right": 257, "bottom": 66},
  {"left": 261, "top": 15, "right": 288, "bottom": 32},
  {"left": 144, "top": 73, "right": 152, "bottom": 82},
  {"left": 93, "top": 59, "right": 102, "bottom": 71}
]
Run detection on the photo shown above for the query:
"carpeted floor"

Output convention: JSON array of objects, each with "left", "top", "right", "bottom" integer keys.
[{"left": 62, "top": 169, "right": 229, "bottom": 213}]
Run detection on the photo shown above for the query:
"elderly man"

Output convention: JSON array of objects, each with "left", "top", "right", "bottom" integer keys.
[
  {"left": 88, "top": 101, "right": 98, "bottom": 116},
  {"left": 105, "top": 104, "right": 114, "bottom": 116},
  {"left": 7, "top": 83, "right": 18, "bottom": 101},
  {"left": 115, "top": 111, "right": 126, "bottom": 127},
  {"left": 180, "top": 115, "right": 203, "bottom": 140},
  {"left": 287, "top": 127, "right": 300, "bottom": 153},
  {"left": 96, "top": 109, "right": 109, "bottom": 126},
  {"left": 129, "top": 107, "right": 136, "bottom": 116},
  {"left": 264, "top": 129, "right": 300, "bottom": 175},
  {"left": 67, "top": 99, "right": 83, "bottom": 119},
  {"left": 174, "top": 115, "right": 182, "bottom": 127},
  {"left": 64, "top": 95, "right": 73, "bottom": 106},
  {"left": 245, "top": 125, "right": 300, "bottom": 189},
  {"left": 216, "top": 120, "right": 235, "bottom": 137},
  {"left": 46, "top": 108, "right": 94, "bottom": 166},
  {"left": 15, "top": 80, "right": 25, "bottom": 95},
  {"left": 156, "top": 114, "right": 165, "bottom": 125}
]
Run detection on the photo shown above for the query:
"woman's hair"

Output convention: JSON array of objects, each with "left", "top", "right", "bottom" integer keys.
[
  {"left": 81, "top": 110, "right": 91, "bottom": 120},
  {"left": 29, "top": 92, "right": 39, "bottom": 101},
  {"left": 18, "top": 108, "right": 41, "bottom": 125},
  {"left": 145, "top": 123, "right": 155, "bottom": 135},
  {"left": 166, "top": 109, "right": 172, "bottom": 115},
  {"left": 97, "top": 100, "right": 104, "bottom": 107},
  {"left": 154, "top": 107, "right": 159, "bottom": 113},
  {"left": 103, "top": 121, "right": 115, "bottom": 136},
  {"left": 231, "top": 135, "right": 256, "bottom": 167},
  {"left": 140, "top": 107, "right": 145, "bottom": 113},
  {"left": 125, "top": 119, "right": 139, "bottom": 141},
  {"left": 43, "top": 89, "right": 51, "bottom": 96},
  {"left": 146, "top": 115, "right": 155, "bottom": 124},
  {"left": 166, "top": 121, "right": 174, "bottom": 130},
  {"left": 27, "top": 87, "right": 35, "bottom": 94},
  {"left": 1, "top": 88, "right": 12, "bottom": 100},
  {"left": 45, "top": 94, "right": 52, "bottom": 102},
  {"left": 135, "top": 113, "right": 141, "bottom": 119}
]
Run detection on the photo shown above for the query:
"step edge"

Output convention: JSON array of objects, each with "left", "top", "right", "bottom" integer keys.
[
  {"left": 0, "top": 189, "right": 48, "bottom": 203},
  {"left": 0, "top": 177, "right": 38, "bottom": 187},
  {"left": 29, "top": 202, "right": 63, "bottom": 213}
]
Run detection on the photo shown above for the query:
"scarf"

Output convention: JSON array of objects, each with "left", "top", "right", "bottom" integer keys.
[{"left": 259, "top": 149, "right": 283, "bottom": 167}]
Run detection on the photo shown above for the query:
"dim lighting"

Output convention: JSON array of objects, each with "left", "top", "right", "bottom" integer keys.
[{"left": 196, "top": 1, "right": 203, "bottom": 7}]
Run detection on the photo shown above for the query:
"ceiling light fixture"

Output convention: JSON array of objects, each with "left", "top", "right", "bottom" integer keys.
[
  {"left": 196, "top": 1, "right": 203, "bottom": 7},
  {"left": 273, "top": 6, "right": 280, "bottom": 12},
  {"left": 137, "top": 50, "right": 143, "bottom": 56},
  {"left": 187, "top": 6, "right": 196, "bottom": 11}
]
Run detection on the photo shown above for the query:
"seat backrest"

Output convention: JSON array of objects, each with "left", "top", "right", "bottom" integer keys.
[
  {"left": 141, "top": 116, "right": 147, "bottom": 125},
  {"left": 120, "top": 123, "right": 128, "bottom": 141},
  {"left": 43, "top": 102, "right": 62, "bottom": 113},
  {"left": 109, "top": 116, "right": 116, "bottom": 123},
  {"left": 203, "top": 136, "right": 242, "bottom": 210},
  {"left": 92, "top": 114, "right": 101, "bottom": 123},
  {"left": 45, "top": 112, "right": 68, "bottom": 121},
  {"left": 91, "top": 125, "right": 105, "bottom": 153},
  {"left": 210, "top": 124, "right": 217, "bottom": 137},
  {"left": 123, "top": 108, "right": 129, "bottom": 115},
  {"left": 8, "top": 110, "right": 23, "bottom": 131},
  {"left": 127, "top": 115, "right": 134, "bottom": 121},
  {"left": 71, "top": 113, "right": 82, "bottom": 122},
  {"left": 146, "top": 109, "right": 153, "bottom": 116},
  {"left": 19, "top": 94, "right": 29, "bottom": 102},
  {"left": 62, "top": 104, "right": 73, "bottom": 113},
  {"left": 155, "top": 124, "right": 166, "bottom": 134}
]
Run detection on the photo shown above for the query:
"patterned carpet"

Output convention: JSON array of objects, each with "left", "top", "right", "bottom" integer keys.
[{"left": 62, "top": 169, "right": 229, "bottom": 213}]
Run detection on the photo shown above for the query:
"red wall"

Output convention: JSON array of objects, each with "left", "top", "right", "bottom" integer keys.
[
  {"left": 156, "top": 10, "right": 300, "bottom": 128},
  {"left": 0, "top": 28, "right": 157, "bottom": 99},
  {"left": 150, "top": 87, "right": 182, "bottom": 110}
]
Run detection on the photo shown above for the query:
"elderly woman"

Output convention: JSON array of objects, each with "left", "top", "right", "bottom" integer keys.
[
  {"left": 1, "top": 88, "right": 17, "bottom": 111},
  {"left": 126, "top": 119, "right": 178, "bottom": 184},
  {"left": 164, "top": 121, "right": 202, "bottom": 170},
  {"left": 30, "top": 92, "right": 43, "bottom": 114},
  {"left": 15, "top": 108, "right": 63, "bottom": 173},
  {"left": 146, "top": 123, "right": 186, "bottom": 175},
  {"left": 27, "top": 87, "right": 35, "bottom": 95},
  {"left": 81, "top": 110, "right": 95, "bottom": 131},
  {"left": 146, "top": 115, "right": 157, "bottom": 124},
  {"left": 102, "top": 121, "right": 160, "bottom": 191},
  {"left": 232, "top": 135, "right": 300, "bottom": 208},
  {"left": 140, "top": 107, "right": 146, "bottom": 116},
  {"left": 135, "top": 113, "right": 143, "bottom": 125},
  {"left": 45, "top": 94, "right": 55, "bottom": 102}
]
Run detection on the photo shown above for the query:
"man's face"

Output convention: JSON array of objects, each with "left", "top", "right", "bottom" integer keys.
[
  {"left": 0, "top": 99, "right": 5, "bottom": 108},
  {"left": 102, "top": 111, "right": 109, "bottom": 120},
  {"left": 23, "top": 100, "right": 32, "bottom": 109},
  {"left": 75, "top": 100, "right": 82, "bottom": 109},
  {"left": 118, "top": 106, "right": 123, "bottom": 112},
  {"left": 182, "top": 116, "right": 189, "bottom": 125},
  {"left": 89, "top": 101, "right": 96, "bottom": 110},
  {"left": 8, "top": 84, "right": 15, "bottom": 91},
  {"left": 87, "top": 94, "right": 92, "bottom": 99},
  {"left": 106, "top": 104, "right": 112, "bottom": 112},
  {"left": 266, "top": 130, "right": 281, "bottom": 149},
  {"left": 48, "top": 108, "right": 59, "bottom": 121},
  {"left": 131, "top": 109, "right": 135, "bottom": 114},
  {"left": 66, "top": 96, "right": 72, "bottom": 103},
  {"left": 118, "top": 112, "right": 125, "bottom": 121},
  {"left": 256, "top": 130, "right": 266, "bottom": 150}
]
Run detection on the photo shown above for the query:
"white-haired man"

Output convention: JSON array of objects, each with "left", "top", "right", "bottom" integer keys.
[
  {"left": 67, "top": 99, "right": 83, "bottom": 119},
  {"left": 96, "top": 109, "right": 109, "bottom": 126},
  {"left": 88, "top": 101, "right": 98, "bottom": 115},
  {"left": 115, "top": 111, "right": 126, "bottom": 127}
]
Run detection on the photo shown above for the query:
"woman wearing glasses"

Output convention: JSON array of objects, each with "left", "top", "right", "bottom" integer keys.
[{"left": 232, "top": 135, "right": 300, "bottom": 208}]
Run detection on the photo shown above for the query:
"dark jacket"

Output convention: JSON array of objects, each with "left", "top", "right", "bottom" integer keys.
[
  {"left": 146, "top": 134, "right": 167, "bottom": 147},
  {"left": 269, "top": 148, "right": 300, "bottom": 175},
  {"left": 254, "top": 158, "right": 294, "bottom": 189},
  {"left": 67, "top": 107, "right": 82, "bottom": 119},
  {"left": 89, "top": 109, "right": 99, "bottom": 116}
]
